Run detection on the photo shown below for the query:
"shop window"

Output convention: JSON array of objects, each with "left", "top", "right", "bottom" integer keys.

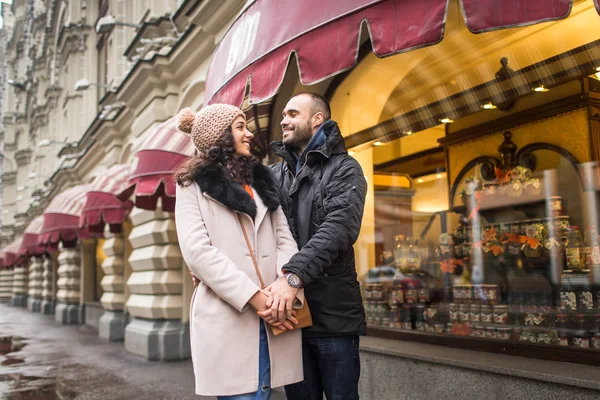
[{"left": 328, "top": 0, "right": 600, "bottom": 363}]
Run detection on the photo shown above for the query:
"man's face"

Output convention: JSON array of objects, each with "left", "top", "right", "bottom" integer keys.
[{"left": 281, "top": 94, "right": 314, "bottom": 148}]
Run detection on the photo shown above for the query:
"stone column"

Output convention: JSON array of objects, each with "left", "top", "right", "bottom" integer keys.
[
  {"left": 99, "top": 229, "right": 127, "bottom": 341},
  {"left": 11, "top": 263, "right": 28, "bottom": 307},
  {"left": 0, "top": 268, "right": 14, "bottom": 303},
  {"left": 54, "top": 244, "right": 82, "bottom": 324},
  {"left": 41, "top": 257, "right": 55, "bottom": 314},
  {"left": 26, "top": 258, "right": 43, "bottom": 312},
  {"left": 124, "top": 206, "right": 188, "bottom": 360}
]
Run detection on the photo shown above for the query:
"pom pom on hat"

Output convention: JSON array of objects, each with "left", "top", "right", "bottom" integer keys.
[
  {"left": 175, "top": 107, "right": 196, "bottom": 135},
  {"left": 175, "top": 104, "right": 245, "bottom": 152}
]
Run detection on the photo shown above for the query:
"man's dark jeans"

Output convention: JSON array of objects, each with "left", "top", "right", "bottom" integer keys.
[{"left": 284, "top": 335, "right": 360, "bottom": 400}]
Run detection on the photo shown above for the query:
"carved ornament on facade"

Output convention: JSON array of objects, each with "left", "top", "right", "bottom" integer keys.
[
  {"left": 15, "top": 149, "right": 34, "bottom": 166},
  {"left": 1, "top": 171, "right": 17, "bottom": 185},
  {"left": 58, "top": 24, "right": 91, "bottom": 66}
]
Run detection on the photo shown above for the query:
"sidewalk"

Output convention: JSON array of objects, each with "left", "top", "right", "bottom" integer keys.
[{"left": 0, "top": 303, "right": 286, "bottom": 399}]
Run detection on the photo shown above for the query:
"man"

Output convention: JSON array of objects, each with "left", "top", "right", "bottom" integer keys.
[{"left": 264, "top": 92, "right": 367, "bottom": 400}]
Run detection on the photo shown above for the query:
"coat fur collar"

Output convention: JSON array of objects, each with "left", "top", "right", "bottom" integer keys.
[{"left": 194, "top": 163, "right": 280, "bottom": 219}]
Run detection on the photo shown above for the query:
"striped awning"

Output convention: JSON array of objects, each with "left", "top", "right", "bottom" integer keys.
[
  {"left": 206, "top": 0, "right": 600, "bottom": 106},
  {"left": 118, "top": 118, "right": 194, "bottom": 212},
  {"left": 39, "top": 184, "right": 92, "bottom": 249},
  {"left": 2, "top": 239, "right": 23, "bottom": 268},
  {"left": 80, "top": 164, "right": 134, "bottom": 233},
  {"left": 18, "top": 216, "right": 46, "bottom": 258}
]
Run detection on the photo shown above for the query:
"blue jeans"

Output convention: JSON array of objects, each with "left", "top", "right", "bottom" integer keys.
[
  {"left": 218, "top": 322, "right": 271, "bottom": 400},
  {"left": 284, "top": 335, "right": 360, "bottom": 400}
]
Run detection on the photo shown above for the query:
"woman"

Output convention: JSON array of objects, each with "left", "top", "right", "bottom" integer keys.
[{"left": 174, "top": 104, "right": 303, "bottom": 399}]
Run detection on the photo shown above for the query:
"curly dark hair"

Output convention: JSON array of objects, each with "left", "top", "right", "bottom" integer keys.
[{"left": 175, "top": 127, "right": 259, "bottom": 187}]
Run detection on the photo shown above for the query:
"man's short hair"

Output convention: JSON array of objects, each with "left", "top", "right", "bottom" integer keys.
[{"left": 291, "top": 92, "right": 331, "bottom": 121}]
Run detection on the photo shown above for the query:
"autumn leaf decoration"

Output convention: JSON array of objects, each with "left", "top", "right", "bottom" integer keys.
[
  {"left": 495, "top": 166, "right": 511, "bottom": 185},
  {"left": 449, "top": 323, "right": 472, "bottom": 336},
  {"left": 440, "top": 258, "right": 463, "bottom": 274},
  {"left": 519, "top": 235, "right": 541, "bottom": 249}
]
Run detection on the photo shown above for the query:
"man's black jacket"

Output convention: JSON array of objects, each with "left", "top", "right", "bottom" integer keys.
[{"left": 270, "top": 119, "right": 367, "bottom": 337}]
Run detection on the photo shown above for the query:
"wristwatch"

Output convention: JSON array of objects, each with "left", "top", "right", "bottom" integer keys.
[{"left": 285, "top": 272, "right": 303, "bottom": 289}]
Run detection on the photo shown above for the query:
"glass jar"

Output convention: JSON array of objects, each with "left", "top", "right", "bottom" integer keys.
[
  {"left": 497, "top": 327, "right": 512, "bottom": 340},
  {"left": 365, "top": 284, "right": 374, "bottom": 301},
  {"left": 390, "top": 279, "right": 404, "bottom": 306},
  {"left": 481, "top": 305, "right": 493, "bottom": 323},
  {"left": 493, "top": 305, "right": 509, "bottom": 324},
  {"left": 417, "top": 287, "right": 431, "bottom": 304},
  {"left": 389, "top": 305, "right": 401, "bottom": 329},
  {"left": 482, "top": 284, "right": 499, "bottom": 305},
  {"left": 424, "top": 306, "right": 439, "bottom": 324},
  {"left": 470, "top": 304, "right": 481, "bottom": 323},
  {"left": 449, "top": 303, "right": 459, "bottom": 323},
  {"left": 485, "top": 326, "right": 497, "bottom": 339},
  {"left": 372, "top": 284, "right": 384, "bottom": 302},
  {"left": 415, "top": 304, "right": 426, "bottom": 332},
  {"left": 572, "top": 333, "right": 590, "bottom": 349},
  {"left": 405, "top": 281, "right": 418, "bottom": 304},
  {"left": 556, "top": 314, "right": 570, "bottom": 346},
  {"left": 548, "top": 196, "right": 563, "bottom": 216},
  {"left": 394, "top": 234, "right": 410, "bottom": 273},
  {"left": 473, "top": 325, "right": 485, "bottom": 337},
  {"left": 459, "top": 304, "right": 470, "bottom": 324},
  {"left": 559, "top": 273, "right": 577, "bottom": 311}
]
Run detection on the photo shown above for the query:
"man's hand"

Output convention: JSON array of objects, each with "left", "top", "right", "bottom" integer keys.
[{"left": 265, "top": 277, "right": 299, "bottom": 323}]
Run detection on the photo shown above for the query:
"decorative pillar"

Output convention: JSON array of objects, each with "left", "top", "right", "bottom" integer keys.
[
  {"left": 124, "top": 205, "right": 188, "bottom": 360},
  {"left": 54, "top": 244, "right": 82, "bottom": 324},
  {"left": 0, "top": 268, "right": 14, "bottom": 303},
  {"left": 11, "top": 262, "right": 28, "bottom": 307},
  {"left": 26, "top": 258, "right": 43, "bottom": 312},
  {"left": 41, "top": 257, "right": 55, "bottom": 314},
  {"left": 99, "top": 229, "right": 127, "bottom": 341}
]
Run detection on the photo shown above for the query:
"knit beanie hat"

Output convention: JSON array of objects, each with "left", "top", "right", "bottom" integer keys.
[{"left": 175, "top": 104, "right": 245, "bottom": 152}]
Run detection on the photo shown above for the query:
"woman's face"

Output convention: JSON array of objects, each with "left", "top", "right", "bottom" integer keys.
[{"left": 231, "top": 115, "right": 254, "bottom": 157}]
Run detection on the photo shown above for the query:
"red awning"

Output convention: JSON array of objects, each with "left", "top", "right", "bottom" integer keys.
[
  {"left": 80, "top": 164, "right": 134, "bottom": 233},
  {"left": 18, "top": 216, "right": 45, "bottom": 258},
  {"left": 38, "top": 184, "right": 92, "bottom": 249},
  {"left": 206, "top": 0, "right": 597, "bottom": 107},
  {"left": 2, "top": 239, "right": 23, "bottom": 268},
  {"left": 118, "top": 118, "right": 194, "bottom": 212}
]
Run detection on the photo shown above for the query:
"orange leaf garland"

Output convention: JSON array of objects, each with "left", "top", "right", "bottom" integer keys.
[{"left": 519, "top": 235, "right": 541, "bottom": 249}]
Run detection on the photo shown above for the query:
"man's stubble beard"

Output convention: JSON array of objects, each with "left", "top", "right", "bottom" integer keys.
[{"left": 283, "top": 120, "right": 312, "bottom": 149}]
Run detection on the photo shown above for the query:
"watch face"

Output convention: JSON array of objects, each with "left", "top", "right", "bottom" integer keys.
[{"left": 287, "top": 274, "right": 301, "bottom": 288}]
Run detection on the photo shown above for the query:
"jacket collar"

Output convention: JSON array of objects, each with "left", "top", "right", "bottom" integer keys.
[
  {"left": 270, "top": 119, "right": 347, "bottom": 172},
  {"left": 193, "top": 163, "right": 280, "bottom": 219}
]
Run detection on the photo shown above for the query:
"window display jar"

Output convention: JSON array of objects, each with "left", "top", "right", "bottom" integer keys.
[
  {"left": 394, "top": 234, "right": 410, "bottom": 274},
  {"left": 493, "top": 305, "right": 509, "bottom": 324},
  {"left": 459, "top": 304, "right": 470, "bottom": 324},
  {"left": 405, "top": 281, "right": 418, "bottom": 304},
  {"left": 449, "top": 303, "right": 459, "bottom": 323},
  {"left": 470, "top": 304, "right": 481, "bottom": 323},
  {"left": 481, "top": 305, "right": 493, "bottom": 323},
  {"left": 390, "top": 279, "right": 404, "bottom": 306}
]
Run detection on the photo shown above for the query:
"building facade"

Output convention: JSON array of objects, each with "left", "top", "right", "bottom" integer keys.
[{"left": 1, "top": 1, "right": 600, "bottom": 399}]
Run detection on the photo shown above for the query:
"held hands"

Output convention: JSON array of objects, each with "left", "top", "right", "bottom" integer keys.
[
  {"left": 263, "top": 276, "right": 299, "bottom": 323},
  {"left": 251, "top": 288, "right": 298, "bottom": 331},
  {"left": 189, "top": 271, "right": 299, "bottom": 331}
]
